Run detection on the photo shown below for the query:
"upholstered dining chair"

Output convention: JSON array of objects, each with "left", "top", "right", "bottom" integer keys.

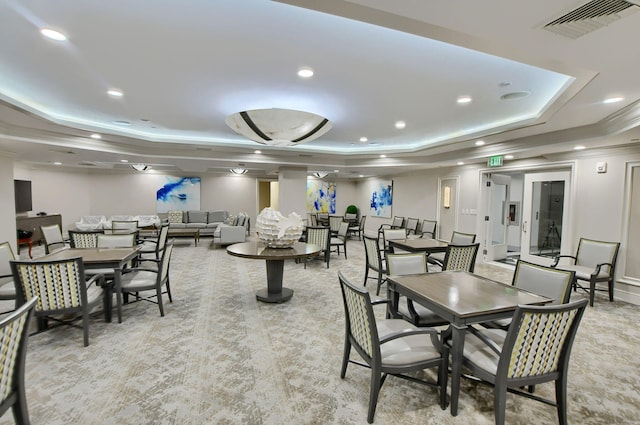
[
  {"left": 461, "top": 299, "right": 588, "bottom": 425},
  {"left": 482, "top": 260, "right": 575, "bottom": 330},
  {"left": 40, "top": 224, "right": 68, "bottom": 254},
  {"left": 11, "top": 257, "right": 108, "bottom": 347},
  {"left": 304, "top": 226, "right": 331, "bottom": 268},
  {"left": 110, "top": 220, "right": 139, "bottom": 234},
  {"left": 382, "top": 228, "right": 407, "bottom": 254},
  {"left": 386, "top": 253, "right": 448, "bottom": 327},
  {"left": 0, "top": 297, "right": 37, "bottom": 425},
  {"left": 349, "top": 215, "right": 366, "bottom": 240},
  {"left": 137, "top": 223, "right": 169, "bottom": 264},
  {"left": 119, "top": 242, "right": 174, "bottom": 317},
  {"left": 428, "top": 231, "right": 477, "bottom": 269},
  {"left": 97, "top": 233, "right": 137, "bottom": 248},
  {"left": 330, "top": 221, "right": 349, "bottom": 259},
  {"left": 338, "top": 272, "right": 448, "bottom": 423},
  {"left": 551, "top": 237, "right": 620, "bottom": 306},
  {"left": 68, "top": 230, "right": 101, "bottom": 248},
  {"left": 441, "top": 243, "right": 480, "bottom": 272},
  {"left": 419, "top": 219, "right": 437, "bottom": 239},
  {"left": 404, "top": 217, "right": 419, "bottom": 235},
  {"left": 363, "top": 235, "right": 388, "bottom": 295},
  {"left": 0, "top": 242, "right": 17, "bottom": 304},
  {"left": 329, "top": 215, "right": 344, "bottom": 236}
]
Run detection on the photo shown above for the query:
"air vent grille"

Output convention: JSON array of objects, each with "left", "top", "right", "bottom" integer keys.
[{"left": 543, "top": 0, "right": 639, "bottom": 39}]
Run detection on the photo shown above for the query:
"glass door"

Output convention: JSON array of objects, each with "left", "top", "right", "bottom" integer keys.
[
  {"left": 520, "top": 171, "right": 571, "bottom": 265},
  {"left": 484, "top": 174, "right": 511, "bottom": 262}
]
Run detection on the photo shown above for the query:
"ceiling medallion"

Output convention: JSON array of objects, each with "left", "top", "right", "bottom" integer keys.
[{"left": 225, "top": 108, "right": 332, "bottom": 147}]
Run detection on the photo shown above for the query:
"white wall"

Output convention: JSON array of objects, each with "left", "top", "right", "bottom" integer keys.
[{"left": 0, "top": 154, "right": 16, "bottom": 251}]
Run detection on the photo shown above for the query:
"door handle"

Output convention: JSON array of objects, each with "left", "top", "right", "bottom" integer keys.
[{"left": 522, "top": 220, "right": 527, "bottom": 233}]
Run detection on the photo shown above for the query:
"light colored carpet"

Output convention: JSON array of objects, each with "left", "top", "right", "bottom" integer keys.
[{"left": 1, "top": 237, "right": 638, "bottom": 425}]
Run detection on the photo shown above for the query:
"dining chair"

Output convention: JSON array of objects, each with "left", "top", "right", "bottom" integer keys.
[
  {"left": 0, "top": 297, "right": 37, "bottom": 425},
  {"left": 110, "top": 220, "right": 139, "bottom": 234},
  {"left": 328, "top": 215, "right": 344, "bottom": 236},
  {"left": 461, "top": 299, "right": 588, "bottom": 425},
  {"left": 386, "top": 253, "right": 448, "bottom": 327},
  {"left": 363, "top": 235, "right": 388, "bottom": 295},
  {"left": 483, "top": 260, "right": 575, "bottom": 330},
  {"left": 97, "top": 233, "right": 137, "bottom": 248},
  {"left": 404, "top": 217, "right": 419, "bottom": 235},
  {"left": 0, "top": 242, "right": 17, "bottom": 304},
  {"left": 382, "top": 228, "right": 407, "bottom": 254},
  {"left": 137, "top": 223, "right": 170, "bottom": 263},
  {"left": 40, "top": 224, "right": 68, "bottom": 254},
  {"left": 68, "top": 230, "right": 101, "bottom": 248},
  {"left": 119, "top": 242, "right": 174, "bottom": 317},
  {"left": 330, "top": 221, "right": 349, "bottom": 259},
  {"left": 419, "top": 219, "right": 437, "bottom": 239},
  {"left": 349, "top": 215, "right": 366, "bottom": 240},
  {"left": 304, "top": 226, "right": 330, "bottom": 268},
  {"left": 442, "top": 243, "right": 480, "bottom": 272},
  {"left": 11, "top": 257, "right": 108, "bottom": 347},
  {"left": 428, "top": 231, "right": 477, "bottom": 269},
  {"left": 338, "top": 271, "right": 448, "bottom": 423},
  {"left": 551, "top": 237, "right": 620, "bottom": 306}
]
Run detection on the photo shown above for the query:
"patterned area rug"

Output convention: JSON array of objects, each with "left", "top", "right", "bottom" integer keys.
[{"left": 2, "top": 236, "right": 638, "bottom": 425}]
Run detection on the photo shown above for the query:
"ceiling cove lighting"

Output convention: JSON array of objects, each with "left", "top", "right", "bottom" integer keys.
[
  {"left": 225, "top": 108, "right": 332, "bottom": 147},
  {"left": 312, "top": 171, "right": 329, "bottom": 178},
  {"left": 131, "top": 163, "right": 150, "bottom": 171},
  {"left": 230, "top": 168, "right": 248, "bottom": 175},
  {"left": 40, "top": 28, "right": 67, "bottom": 41}
]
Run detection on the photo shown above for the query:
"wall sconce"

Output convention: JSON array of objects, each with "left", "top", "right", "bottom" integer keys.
[
  {"left": 230, "top": 168, "right": 248, "bottom": 175},
  {"left": 443, "top": 186, "right": 451, "bottom": 208},
  {"left": 130, "top": 163, "right": 150, "bottom": 171},
  {"left": 312, "top": 171, "right": 329, "bottom": 178}
]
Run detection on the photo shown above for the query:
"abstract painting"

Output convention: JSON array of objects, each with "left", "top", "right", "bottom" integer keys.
[
  {"left": 369, "top": 180, "right": 393, "bottom": 217},
  {"left": 306, "top": 180, "right": 336, "bottom": 213},
  {"left": 156, "top": 176, "right": 201, "bottom": 212}
]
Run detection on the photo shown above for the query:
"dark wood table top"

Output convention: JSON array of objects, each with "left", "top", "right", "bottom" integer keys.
[
  {"left": 388, "top": 237, "right": 448, "bottom": 253},
  {"left": 226, "top": 241, "right": 320, "bottom": 260},
  {"left": 388, "top": 270, "right": 550, "bottom": 320},
  {"left": 41, "top": 247, "right": 140, "bottom": 264}
]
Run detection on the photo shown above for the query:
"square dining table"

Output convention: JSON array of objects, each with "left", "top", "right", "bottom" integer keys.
[
  {"left": 388, "top": 237, "right": 448, "bottom": 254},
  {"left": 41, "top": 247, "right": 140, "bottom": 323},
  {"left": 387, "top": 270, "right": 551, "bottom": 416}
]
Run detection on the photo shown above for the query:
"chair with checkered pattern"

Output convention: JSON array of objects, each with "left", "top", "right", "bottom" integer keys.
[
  {"left": 461, "top": 299, "right": 588, "bottom": 425},
  {"left": 338, "top": 272, "right": 448, "bottom": 423},
  {"left": 68, "top": 230, "right": 101, "bottom": 248},
  {"left": 11, "top": 257, "right": 108, "bottom": 347},
  {"left": 441, "top": 243, "right": 480, "bottom": 272},
  {"left": 0, "top": 297, "right": 37, "bottom": 425}
]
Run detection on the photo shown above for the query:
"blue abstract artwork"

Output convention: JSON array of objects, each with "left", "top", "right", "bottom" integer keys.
[
  {"left": 306, "top": 181, "right": 336, "bottom": 213},
  {"left": 369, "top": 180, "right": 393, "bottom": 218},
  {"left": 156, "top": 176, "right": 201, "bottom": 213}
]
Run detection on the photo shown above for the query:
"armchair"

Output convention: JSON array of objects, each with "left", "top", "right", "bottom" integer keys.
[
  {"left": 40, "top": 224, "right": 68, "bottom": 254},
  {"left": 0, "top": 242, "right": 16, "bottom": 303},
  {"left": 304, "top": 226, "right": 330, "bottom": 268},
  {"left": 363, "top": 235, "right": 387, "bottom": 295},
  {"left": 428, "top": 230, "right": 476, "bottom": 269},
  {"left": 441, "top": 243, "right": 480, "bottom": 272},
  {"left": 212, "top": 225, "right": 246, "bottom": 246},
  {"left": 419, "top": 219, "right": 437, "bottom": 239},
  {"left": 404, "top": 217, "right": 419, "bottom": 235},
  {"left": 68, "top": 230, "right": 101, "bottom": 248},
  {"left": 551, "top": 237, "right": 620, "bottom": 306},
  {"left": 330, "top": 221, "right": 349, "bottom": 259},
  {"left": 338, "top": 272, "right": 448, "bottom": 423}
]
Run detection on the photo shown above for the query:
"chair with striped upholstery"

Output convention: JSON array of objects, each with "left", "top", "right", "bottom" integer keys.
[
  {"left": 461, "top": 299, "right": 588, "bottom": 425},
  {"left": 304, "top": 226, "right": 331, "bottom": 269},
  {"left": 0, "top": 242, "right": 17, "bottom": 305},
  {"left": 68, "top": 230, "right": 101, "bottom": 248},
  {"left": 338, "top": 271, "right": 448, "bottom": 423},
  {"left": 0, "top": 297, "right": 37, "bottom": 425},
  {"left": 11, "top": 257, "right": 108, "bottom": 347},
  {"left": 363, "top": 235, "right": 388, "bottom": 295}
]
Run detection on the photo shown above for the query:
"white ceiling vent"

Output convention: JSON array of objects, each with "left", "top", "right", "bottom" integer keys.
[{"left": 543, "top": 0, "right": 640, "bottom": 39}]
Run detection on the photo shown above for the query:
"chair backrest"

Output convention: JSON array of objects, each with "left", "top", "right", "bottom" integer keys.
[
  {"left": 391, "top": 216, "right": 405, "bottom": 228},
  {"left": 499, "top": 299, "right": 587, "bottom": 381},
  {"left": 111, "top": 220, "right": 139, "bottom": 233},
  {"left": 156, "top": 223, "right": 170, "bottom": 253},
  {"left": 382, "top": 228, "right": 407, "bottom": 250},
  {"left": 443, "top": 243, "right": 480, "bottom": 272},
  {"left": 11, "top": 257, "right": 89, "bottom": 313},
  {"left": 68, "top": 230, "right": 100, "bottom": 248},
  {"left": 575, "top": 238, "right": 620, "bottom": 276},
  {"left": 306, "top": 226, "right": 330, "bottom": 250},
  {"left": 310, "top": 213, "right": 318, "bottom": 226},
  {"left": 317, "top": 212, "right": 329, "bottom": 224},
  {"left": 420, "top": 220, "right": 437, "bottom": 239},
  {"left": 450, "top": 231, "right": 476, "bottom": 244},
  {"left": 359, "top": 215, "right": 367, "bottom": 231},
  {"left": 338, "top": 271, "right": 378, "bottom": 362},
  {"left": 159, "top": 242, "right": 174, "bottom": 284},
  {"left": 40, "top": 224, "right": 65, "bottom": 254},
  {"left": 386, "top": 253, "right": 427, "bottom": 276},
  {"left": 0, "top": 297, "right": 37, "bottom": 416},
  {"left": 97, "top": 233, "right": 137, "bottom": 248},
  {"left": 0, "top": 242, "right": 15, "bottom": 286},
  {"left": 363, "top": 235, "right": 384, "bottom": 271},
  {"left": 404, "top": 217, "right": 419, "bottom": 234},
  {"left": 337, "top": 221, "right": 349, "bottom": 238},
  {"left": 329, "top": 215, "right": 344, "bottom": 233},
  {"left": 512, "top": 260, "right": 574, "bottom": 305},
  {"left": 345, "top": 212, "right": 357, "bottom": 221}
]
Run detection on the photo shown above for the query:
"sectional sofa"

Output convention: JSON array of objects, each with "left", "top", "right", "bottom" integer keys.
[
  {"left": 75, "top": 215, "right": 161, "bottom": 231},
  {"left": 164, "top": 210, "right": 249, "bottom": 245}
]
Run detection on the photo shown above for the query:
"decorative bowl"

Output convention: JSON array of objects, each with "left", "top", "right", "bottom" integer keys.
[{"left": 255, "top": 207, "right": 304, "bottom": 248}]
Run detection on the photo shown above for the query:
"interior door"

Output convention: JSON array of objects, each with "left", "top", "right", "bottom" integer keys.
[
  {"left": 484, "top": 174, "right": 511, "bottom": 262},
  {"left": 520, "top": 171, "right": 571, "bottom": 265}
]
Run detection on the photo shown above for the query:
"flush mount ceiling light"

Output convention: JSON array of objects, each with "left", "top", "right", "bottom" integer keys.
[
  {"left": 131, "top": 163, "right": 150, "bottom": 171},
  {"left": 230, "top": 168, "right": 248, "bottom": 175},
  {"left": 312, "top": 171, "right": 329, "bottom": 178},
  {"left": 225, "top": 108, "right": 332, "bottom": 147}
]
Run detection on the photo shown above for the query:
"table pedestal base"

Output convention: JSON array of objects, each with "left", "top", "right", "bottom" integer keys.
[{"left": 256, "top": 259, "right": 294, "bottom": 303}]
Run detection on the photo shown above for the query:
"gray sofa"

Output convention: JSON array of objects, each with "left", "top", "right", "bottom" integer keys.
[{"left": 165, "top": 210, "right": 229, "bottom": 236}]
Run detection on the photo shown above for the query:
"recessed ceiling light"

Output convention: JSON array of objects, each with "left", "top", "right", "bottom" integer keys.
[
  {"left": 107, "top": 89, "right": 123, "bottom": 97},
  {"left": 475, "top": 140, "right": 485, "bottom": 146},
  {"left": 359, "top": 174, "right": 364, "bottom": 178},
  {"left": 457, "top": 96, "right": 472, "bottom": 104},
  {"left": 360, "top": 137, "right": 368, "bottom": 143},
  {"left": 254, "top": 150, "right": 262, "bottom": 154},
  {"left": 380, "top": 154, "right": 387, "bottom": 158},
  {"left": 113, "top": 120, "right": 131, "bottom": 126},
  {"left": 603, "top": 97, "right": 623, "bottom": 104},
  {"left": 53, "top": 161, "right": 62, "bottom": 165},
  {"left": 574, "top": 145, "right": 586, "bottom": 150},
  {"left": 334, "top": 169, "right": 339, "bottom": 173},
  {"left": 504, "top": 154, "right": 514, "bottom": 160},
  {"left": 297, "top": 68, "right": 314, "bottom": 78},
  {"left": 90, "top": 133, "right": 101, "bottom": 139},
  {"left": 40, "top": 28, "right": 67, "bottom": 41},
  {"left": 457, "top": 161, "right": 465, "bottom": 165},
  {"left": 120, "top": 159, "right": 129, "bottom": 163},
  {"left": 395, "top": 121, "right": 406, "bottom": 129}
]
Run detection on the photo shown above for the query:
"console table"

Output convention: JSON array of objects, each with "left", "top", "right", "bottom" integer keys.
[{"left": 16, "top": 214, "right": 62, "bottom": 244}]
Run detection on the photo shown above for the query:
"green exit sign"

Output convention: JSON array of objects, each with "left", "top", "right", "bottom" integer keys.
[{"left": 488, "top": 155, "right": 504, "bottom": 167}]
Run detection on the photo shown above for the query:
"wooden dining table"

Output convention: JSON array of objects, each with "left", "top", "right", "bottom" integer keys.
[
  {"left": 388, "top": 237, "right": 448, "bottom": 254},
  {"left": 41, "top": 247, "right": 140, "bottom": 323},
  {"left": 387, "top": 270, "right": 551, "bottom": 416}
]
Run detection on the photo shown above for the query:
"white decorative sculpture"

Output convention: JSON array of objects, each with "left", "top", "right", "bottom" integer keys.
[{"left": 256, "top": 207, "right": 304, "bottom": 248}]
